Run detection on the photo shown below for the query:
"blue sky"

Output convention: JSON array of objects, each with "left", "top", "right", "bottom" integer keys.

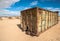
[{"left": 0, "top": 0, "right": 60, "bottom": 16}]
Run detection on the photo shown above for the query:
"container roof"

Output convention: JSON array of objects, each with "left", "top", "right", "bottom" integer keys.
[{"left": 21, "top": 7, "right": 59, "bottom": 13}]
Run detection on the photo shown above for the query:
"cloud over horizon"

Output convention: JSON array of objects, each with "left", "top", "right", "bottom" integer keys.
[
  {"left": 0, "top": 0, "right": 20, "bottom": 16},
  {"left": 0, "top": 9, "right": 20, "bottom": 16}
]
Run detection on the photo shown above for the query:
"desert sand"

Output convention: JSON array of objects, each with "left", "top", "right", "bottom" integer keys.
[{"left": 0, "top": 17, "right": 60, "bottom": 41}]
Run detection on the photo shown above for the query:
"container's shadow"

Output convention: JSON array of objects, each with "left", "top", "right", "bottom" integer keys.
[
  {"left": 17, "top": 24, "right": 24, "bottom": 32},
  {"left": 17, "top": 24, "right": 35, "bottom": 37}
]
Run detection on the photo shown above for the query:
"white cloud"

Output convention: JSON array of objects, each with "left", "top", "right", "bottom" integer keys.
[
  {"left": 30, "top": 1, "right": 38, "bottom": 6},
  {"left": 44, "top": 7, "right": 53, "bottom": 10},
  {"left": 0, "top": 9, "right": 20, "bottom": 16},
  {"left": 0, "top": 0, "right": 20, "bottom": 8},
  {"left": 24, "top": 7, "right": 31, "bottom": 10},
  {"left": 22, "top": 1, "right": 38, "bottom": 10}
]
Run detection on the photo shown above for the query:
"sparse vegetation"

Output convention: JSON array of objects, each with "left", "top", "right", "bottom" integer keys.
[
  {"left": 8, "top": 17, "right": 12, "bottom": 19},
  {"left": 16, "top": 16, "right": 20, "bottom": 19},
  {"left": 0, "top": 17, "right": 2, "bottom": 20}
]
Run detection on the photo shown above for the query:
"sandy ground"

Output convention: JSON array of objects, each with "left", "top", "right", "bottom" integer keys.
[{"left": 0, "top": 17, "right": 60, "bottom": 41}]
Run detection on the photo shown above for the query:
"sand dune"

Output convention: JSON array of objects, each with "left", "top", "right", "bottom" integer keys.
[{"left": 0, "top": 17, "right": 60, "bottom": 41}]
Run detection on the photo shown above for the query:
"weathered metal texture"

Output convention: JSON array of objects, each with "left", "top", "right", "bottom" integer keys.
[{"left": 21, "top": 7, "right": 58, "bottom": 36}]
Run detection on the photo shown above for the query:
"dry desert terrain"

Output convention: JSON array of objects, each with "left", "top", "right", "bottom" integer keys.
[{"left": 0, "top": 17, "right": 60, "bottom": 41}]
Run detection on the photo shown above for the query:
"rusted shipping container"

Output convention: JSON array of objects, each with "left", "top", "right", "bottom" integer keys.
[{"left": 21, "top": 7, "right": 58, "bottom": 36}]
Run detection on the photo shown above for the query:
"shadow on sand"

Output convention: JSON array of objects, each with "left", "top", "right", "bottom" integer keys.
[
  {"left": 17, "top": 24, "right": 24, "bottom": 32},
  {"left": 17, "top": 24, "right": 36, "bottom": 37}
]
